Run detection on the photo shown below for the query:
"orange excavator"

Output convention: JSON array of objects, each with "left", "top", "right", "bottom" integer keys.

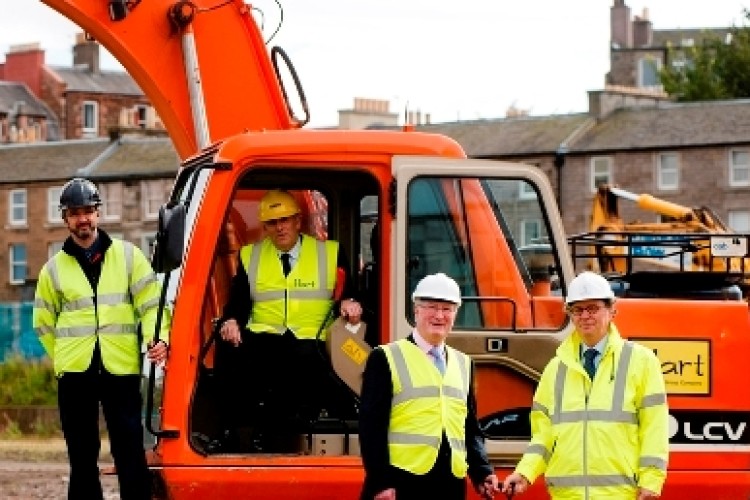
[
  {"left": 39, "top": 1, "right": 750, "bottom": 498},
  {"left": 570, "top": 184, "right": 750, "bottom": 299}
]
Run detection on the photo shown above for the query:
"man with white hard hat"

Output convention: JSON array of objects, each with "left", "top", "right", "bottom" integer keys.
[
  {"left": 359, "top": 273, "right": 500, "bottom": 500},
  {"left": 502, "top": 271, "right": 669, "bottom": 499}
]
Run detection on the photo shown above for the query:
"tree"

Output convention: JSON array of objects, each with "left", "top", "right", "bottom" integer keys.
[{"left": 661, "top": 9, "right": 750, "bottom": 101}]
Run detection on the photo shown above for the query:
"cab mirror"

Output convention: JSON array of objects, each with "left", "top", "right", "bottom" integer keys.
[{"left": 153, "top": 202, "right": 186, "bottom": 273}]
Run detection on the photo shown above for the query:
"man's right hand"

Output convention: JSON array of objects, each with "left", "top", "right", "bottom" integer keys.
[
  {"left": 501, "top": 473, "right": 529, "bottom": 495},
  {"left": 220, "top": 318, "right": 242, "bottom": 347},
  {"left": 374, "top": 488, "right": 395, "bottom": 500}
]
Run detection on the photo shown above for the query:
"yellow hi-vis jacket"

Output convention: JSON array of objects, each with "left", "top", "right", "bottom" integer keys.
[
  {"left": 382, "top": 339, "right": 471, "bottom": 478},
  {"left": 515, "top": 324, "right": 669, "bottom": 499},
  {"left": 33, "top": 240, "right": 171, "bottom": 377},
  {"left": 241, "top": 234, "right": 337, "bottom": 340}
]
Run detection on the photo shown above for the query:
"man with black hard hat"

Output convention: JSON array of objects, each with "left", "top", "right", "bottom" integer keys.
[{"left": 33, "top": 177, "right": 171, "bottom": 500}]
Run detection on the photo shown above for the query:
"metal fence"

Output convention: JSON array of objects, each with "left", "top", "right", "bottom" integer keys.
[{"left": 0, "top": 302, "right": 45, "bottom": 362}]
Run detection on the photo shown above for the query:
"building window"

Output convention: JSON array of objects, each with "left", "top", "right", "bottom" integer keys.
[
  {"left": 9, "top": 189, "right": 27, "bottom": 226},
  {"left": 142, "top": 232, "right": 157, "bottom": 258},
  {"left": 520, "top": 219, "right": 542, "bottom": 246},
  {"left": 728, "top": 210, "right": 750, "bottom": 231},
  {"left": 657, "top": 153, "right": 679, "bottom": 190},
  {"left": 47, "top": 187, "right": 63, "bottom": 222},
  {"left": 730, "top": 150, "right": 750, "bottom": 187},
  {"left": 590, "top": 157, "right": 612, "bottom": 192},
  {"left": 9, "top": 243, "right": 27, "bottom": 284},
  {"left": 48, "top": 241, "right": 64, "bottom": 259},
  {"left": 142, "top": 180, "right": 168, "bottom": 220},
  {"left": 99, "top": 182, "right": 123, "bottom": 221},
  {"left": 136, "top": 105, "right": 148, "bottom": 129},
  {"left": 638, "top": 57, "right": 662, "bottom": 88},
  {"left": 82, "top": 101, "right": 98, "bottom": 137},
  {"left": 518, "top": 181, "right": 537, "bottom": 200}
]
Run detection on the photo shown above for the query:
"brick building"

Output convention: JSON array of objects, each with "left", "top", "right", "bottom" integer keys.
[
  {"left": 608, "top": 0, "right": 732, "bottom": 90},
  {"left": 0, "top": 34, "right": 162, "bottom": 141},
  {"left": 0, "top": 134, "right": 177, "bottom": 302}
]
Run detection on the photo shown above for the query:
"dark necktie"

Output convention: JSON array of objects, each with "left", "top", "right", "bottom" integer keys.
[
  {"left": 280, "top": 253, "right": 291, "bottom": 276},
  {"left": 583, "top": 348, "right": 598, "bottom": 380}
]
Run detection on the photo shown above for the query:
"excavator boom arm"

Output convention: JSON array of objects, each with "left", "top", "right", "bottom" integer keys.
[{"left": 42, "top": 0, "right": 295, "bottom": 159}]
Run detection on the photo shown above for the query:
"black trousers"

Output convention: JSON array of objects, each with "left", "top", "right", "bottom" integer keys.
[
  {"left": 214, "top": 331, "right": 354, "bottom": 433},
  {"left": 57, "top": 350, "right": 150, "bottom": 500}
]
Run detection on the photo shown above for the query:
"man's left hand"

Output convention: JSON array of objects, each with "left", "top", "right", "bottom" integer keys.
[
  {"left": 477, "top": 474, "right": 501, "bottom": 499},
  {"left": 637, "top": 487, "right": 659, "bottom": 499},
  {"left": 340, "top": 298, "right": 362, "bottom": 324},
  {"left": 147, "top": 340, "right": 169, "bottom": 365}
]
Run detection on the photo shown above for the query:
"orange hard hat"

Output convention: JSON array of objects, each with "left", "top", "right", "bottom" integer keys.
[{"left": 259, "top": 190, "right": 300, "bottom": 222}]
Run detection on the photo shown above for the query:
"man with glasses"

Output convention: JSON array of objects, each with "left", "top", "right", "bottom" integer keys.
[
  {"left": 502, "top": 271, "right": 668, "bottom": 499},
  {"left": 359, "top": 273, "right": 500, "bottom": 500},
  {"left": 210, "top": 189, "right": 362, "bottom": 452}
]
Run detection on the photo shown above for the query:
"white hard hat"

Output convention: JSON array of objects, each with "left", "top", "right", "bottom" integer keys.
[
  {"left": 565, "top": 271, "right": 615, "bottom": 304},
  {"left": 412, "top": 273, "right": 462, "bottom": 306}
]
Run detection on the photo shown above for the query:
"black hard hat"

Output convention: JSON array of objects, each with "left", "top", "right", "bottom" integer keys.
[{"left": 59, "top": 178, "right": 101, "bottom": 211}]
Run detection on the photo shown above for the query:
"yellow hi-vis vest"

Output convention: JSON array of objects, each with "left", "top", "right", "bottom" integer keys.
[
  {"left": 515, "top": 325, "right": 669, "bottom": 499},
  {"left": 241, "top": 234, "right": 338, "bottom": 340},
  {"left": 382, "top": 339, "right": 471, "bottom": 478},
  {"left": 33, "top": 240, "right": 170, "bottom": 377}
]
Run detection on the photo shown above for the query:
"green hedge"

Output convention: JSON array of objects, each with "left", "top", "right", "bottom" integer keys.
[{"left": 0, "top": 356, "right": 57, "bottom": 405}]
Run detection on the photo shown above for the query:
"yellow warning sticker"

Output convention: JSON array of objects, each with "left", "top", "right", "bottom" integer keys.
[
  {"left": 634, "top": 339, "right": 710, "bottom": 395},
  {"left": 341, "top": 338, "right": 368, "bottom": 365}
]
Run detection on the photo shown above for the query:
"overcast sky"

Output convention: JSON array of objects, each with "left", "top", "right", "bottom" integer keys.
[{"left": 1, "top": 1, "right": 747, "bottom": 127}]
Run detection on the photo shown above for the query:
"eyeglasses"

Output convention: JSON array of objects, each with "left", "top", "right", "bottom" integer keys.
[
  {"left": 416, "top": 303, "right": 457, "bottom": 315},
  {"left": 567, "top": 304, "right": 607, "bottom": 317}
]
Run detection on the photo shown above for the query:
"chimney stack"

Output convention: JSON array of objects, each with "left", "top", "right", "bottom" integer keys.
[{"left": 73, "top": 32, "right": 100, "bottom": 73}]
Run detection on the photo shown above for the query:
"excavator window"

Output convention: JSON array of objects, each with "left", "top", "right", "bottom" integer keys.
[{"left": 406, "top": 176, "right": 563, "bottom": 331}]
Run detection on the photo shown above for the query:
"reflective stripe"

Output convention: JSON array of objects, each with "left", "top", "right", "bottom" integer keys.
[
  {"left": 61, "top": 297, "right": 95, "bottom": 312},
  {"left": 448, "top": 437, "right": 467, "bottom": 453},
  {"left": 393, "top": 386, "right": 440, "bottom": 407},
  {"left": 131, "top": 273, "right": 155, "bottom": 296},
  {"left": 96, "top": 293, "right": 129, "bottom": 306},
  {"left": 546, "top": 474, "right": 636, "bottom": 488},
  {"left": 640, "top": 456, "right": 667, "bottom": 471},
  {"left": 525, "top": 443, "right": 550, "bottom": 462},
  {"left": 56, "top": 323, "right": 138, "bottom": 338},
  {"left": 531, "top": 401, "right": 549, "bottom": 416},
  {"left": 247, "top": 243, "right": 263, "bottom": 296},
  {"left": 124, "top": 241, "right": 134, "bottom": 277},
  {"left": 35, "top": 325, "right": 55, "bottom": 337},
  {"left": 442, "top": 386, "right": 466, "bottom": 401},
  {"left": 556, "top": 410, "right": 637, "bottom": 424},
  {"left": 34, "top": 297, "right": 57, "bottom": 314},
  {"left": 388, "top": 431, "right": 441, "bottom": 448},
  {"left": 553, "top": 342, "right": 636, "bottom": 425},
  {"left": 552, "top": 362, "right": 568, "bottom": 425},
  {"left": 48, "top": 258, "right": 62, "bottom": 294},
  {"left": 253, "top": 290, "right": 287, "bottom": 301},
  {"left": 641, "top": 392, "right": 667, "bottom": 408},
  {"left": 287, "top": 289, "right": 332, "bottom": 300},
  {"left": 136, "top": 297, "right": 160, "bottom": 317},
  {"left": 454, "top": 349, "right": 468, "bottom": 394}
]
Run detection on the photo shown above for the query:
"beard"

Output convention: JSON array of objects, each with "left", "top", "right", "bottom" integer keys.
[{"left": 71, "top": 224, "right": 95, "bottom": 241}]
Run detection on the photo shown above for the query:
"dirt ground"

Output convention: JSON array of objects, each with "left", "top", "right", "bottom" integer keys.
[{"left": 0, "top": 438, "right": 120, "bottom": 499}]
